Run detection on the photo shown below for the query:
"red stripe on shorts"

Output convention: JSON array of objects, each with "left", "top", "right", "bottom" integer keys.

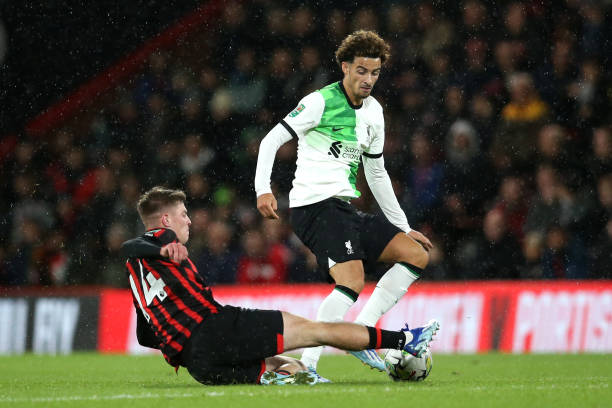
[
  {"left": 257, "top": 360, "right": 266, "bottom": 384},
  {"left": 276, "top": 333, "right": 284, "bottom": 354}
]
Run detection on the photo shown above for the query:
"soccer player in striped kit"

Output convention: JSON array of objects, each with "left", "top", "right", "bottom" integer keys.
[
  {"left": 255, "top": 30, "right": 440, "bottom": 380},
  {"left": 123, "top": 186, "right": 438, "bottom": 385}
]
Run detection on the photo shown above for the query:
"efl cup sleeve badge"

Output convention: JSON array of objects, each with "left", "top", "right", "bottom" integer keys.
[
  {"left": 345, "top": 240, "right": 354, "bottom": 254},
  {"left": 288, "top": 103, "right": 306, "bottom": 117}
]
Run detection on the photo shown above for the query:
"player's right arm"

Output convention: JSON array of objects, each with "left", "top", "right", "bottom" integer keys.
[
  {"left": 121, "top": 235, "right": 188, "bottom": 263},
  {"left": 254, "top": 92, "right": 325, "bottom": 218}
]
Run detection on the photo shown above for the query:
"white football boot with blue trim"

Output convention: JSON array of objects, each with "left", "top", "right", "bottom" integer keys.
[
  {"left": 402, "top": 319, "right": 440, "bottom": 358},
  {"left": 306, "top": 366, "right": 332, "bottom": 383},
  {"left": 348, "top": 349, "right": 386, "bottom": 372}
]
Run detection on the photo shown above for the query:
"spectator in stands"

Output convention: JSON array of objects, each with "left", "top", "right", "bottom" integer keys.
[
  {"left": 587, "top": 127, "right": 612, "bottom": 183},
  {"left": 3, "top": 218, "right": 43, "bottom": 285},
  {"left": 578, "top": 1, "right": 607, "bottom": 58},
  {"left": 416, "top": 2, "right": 454, "bottom": 65},
  {"left": 99, "top": 223, "right": 129, "bottom": 287},
  {"left": 493, "top": 40, "right": 521, "bottom": 79},
  {"left": 134, "top": 51, "right": 171, "bottom": 107},
  {"left": 458, "top": 209, "right": 523, "bottom": 280},
  {"left": 442, "top": 119, "right": 496, "bottom": 215},
  {"left": 457, "top": 0, "right": 491, "bottom": 43},
  {"left": 179, "top": 133, "right": 215, "bottom": 176},
  {"left": 289, "top": 6, "right": 318, "bottom": 47},
  {"left": 236, "top": 226, "right": 289, "bottom": 285},
  {"left": 435, "top": 85, "right": 468, "bottom": 143},
  {"left": 535, "top": 124, "right": 570, "bottom": 169},
  {"left": 9, "top": 172, "right": 54, "bottom": 246},
  {"left": 496, "top": 2, "right": 542, "bottom": 68},
  {"left": 521, "top": 231, "right": 545, "bottom": 279},
  {"left": 569, "top": 58, "right": 610, "bottom": 130},
  {"left": 540, "top": 224, "right": 588, "bottom": 279},
  {"left": 70, "top": 166, "right": 118, "bottom": 283},
  {"left": 402, "top": 129, "right": 445, "bottom": 224},
  {"left": 185, "top": 207, "right": 210, "bottom": 258},
  {"left": 228, "top": 47, "right": 266, "bottom": 115},
  {"left": 590, "top": 173, "right": 612, "bottom": 242},
  {"left": 491, "top": 175, "right": 529, "bottom": 242},
  {"left": 150, "top": 140, "right": 184, "bottom": 188},
  {"left": 535, "top": 39, "right": 576, "bottom": 126},
  {"left": 109, "top": 96, "right": 142, "bottom": 152},
  {"left": 286, "top": 45, "right": 330, "bottom": 97},
  {"left": 172, "top": 92, "right": 206, "bottom": 140},
  {"left": 265, "top": 47, "right": 295, "bottom": 114},
  {"left": 185, "top": 173, "right": 211, "bottom": 210},
  {"left": 523, "top": 164, "right": 564, "bottom": 236},
  {"left": 5, "top": 1, "right": 612, "bottom": 285},
  {"left": 194, "top": 220, "right": 239, "bottom": 284},
  {"left": 491, "top": 72, "right": 549, "bottom": 172},
  {"left": 458, "top": 37, "right": 494, "bottom": 99},
  {"left": 141, "top": 91, "right": 174, "bottom": 151},
  {"left": 112, "top": 174, "right": 143, "bottom": 239},
  {"left": 468, "top": 92, "right": 496, "bottom": 151}
]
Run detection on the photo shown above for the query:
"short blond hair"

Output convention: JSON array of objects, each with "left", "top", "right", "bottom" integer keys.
[{"left": 137, "top": 186, "right": 186, "bottom": 221}]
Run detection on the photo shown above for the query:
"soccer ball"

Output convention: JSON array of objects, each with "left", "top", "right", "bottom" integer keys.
[{"left": 384, "top": 348, "right": 433, "bottom": 381}]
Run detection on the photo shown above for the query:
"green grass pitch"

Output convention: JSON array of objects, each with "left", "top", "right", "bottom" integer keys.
[{"left": 0, "top": 353, "right": 610, "bottom": 408}]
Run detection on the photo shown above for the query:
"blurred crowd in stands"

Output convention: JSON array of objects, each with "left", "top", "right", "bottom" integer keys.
[{"left": 1, "top": 0, "right": 611, "bottom": 287}]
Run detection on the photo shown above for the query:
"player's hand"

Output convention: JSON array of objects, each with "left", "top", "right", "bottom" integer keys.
[
  {"left": 408, "top": 230, "right": 433, "bottom": 251},
  {"left": 257, "top": 193, "right": 279, "bottom": 219},
  {"left": 160, "top": 242, "right": 189, "bottom": 263}
]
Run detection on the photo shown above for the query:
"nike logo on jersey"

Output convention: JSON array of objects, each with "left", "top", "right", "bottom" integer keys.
[
  {"left": 332, "top": 126, "right": 343, "bottom": 132},
  {"left": 328, "top": 141, "right": 342, "bottom": 158}
]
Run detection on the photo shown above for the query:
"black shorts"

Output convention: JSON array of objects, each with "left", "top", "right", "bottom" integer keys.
[
  {"left": 290, "top": 198, "right": 402, "bottom": 276},
  {"left": 182, "top": 306, "right": 284, "bottom": 385}
]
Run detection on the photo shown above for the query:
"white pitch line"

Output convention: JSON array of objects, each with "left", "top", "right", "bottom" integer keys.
[
  {"left": 0, "top": 392, "right": 198, "bottom": 404},
  {"left": 0, "top": 382, "right": 608, "bottom": 404}
]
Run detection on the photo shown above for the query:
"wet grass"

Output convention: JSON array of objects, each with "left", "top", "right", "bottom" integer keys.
[{"left": 0, "top": 353, "right": 610, "bottom": 408}]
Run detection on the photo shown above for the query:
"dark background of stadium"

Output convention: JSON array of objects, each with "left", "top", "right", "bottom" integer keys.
[
  {"left": 1, "top": 0, "right": 611, "bottom": 288},
  {"left": 0, "top": 0, "right": 208, "bottom": 134}
]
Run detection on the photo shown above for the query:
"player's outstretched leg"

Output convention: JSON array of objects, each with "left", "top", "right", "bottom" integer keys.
[{"left": 402, "top": 319, "right": 440, "bottom": 358}]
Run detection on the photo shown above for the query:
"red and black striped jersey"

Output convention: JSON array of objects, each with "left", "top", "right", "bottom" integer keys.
[{"left": 121, "top": 228, "right": 221, "bottom": 366}]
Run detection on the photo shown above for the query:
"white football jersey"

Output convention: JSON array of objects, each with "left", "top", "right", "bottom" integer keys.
[{"left": 281, "top": 81, "right": 385, "bottom": 208}]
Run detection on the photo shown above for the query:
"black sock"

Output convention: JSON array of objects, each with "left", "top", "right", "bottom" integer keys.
[
  {"left": 366, "top": 326, "right": 406, "bottom": 350},
  {"left": 334, "top": 285, "right": 359, "bottom": 302},
  {"left": 400, "top": 262, "right": 423, "bottom": 277}
]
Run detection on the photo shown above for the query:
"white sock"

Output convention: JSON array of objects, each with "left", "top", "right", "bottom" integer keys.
[
  {"left": 300, "top": 287, "right": 356, "bottom": 369},
  {"left": 355, "top": 263, "right": 419, "bottom": 327}
]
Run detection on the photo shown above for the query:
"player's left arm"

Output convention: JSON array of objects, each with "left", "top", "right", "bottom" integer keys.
[{"left": 363, "top": 113, "right": 432, "bottom": 250}]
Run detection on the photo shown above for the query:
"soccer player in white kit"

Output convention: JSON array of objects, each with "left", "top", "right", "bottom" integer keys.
[{"left": 254, "top": 30, "right": 439, "bottom": 380}]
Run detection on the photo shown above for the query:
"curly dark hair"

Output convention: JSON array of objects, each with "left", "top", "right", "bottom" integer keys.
[{"left": 335, "top": 30, "right": 391, "bottom": 67}]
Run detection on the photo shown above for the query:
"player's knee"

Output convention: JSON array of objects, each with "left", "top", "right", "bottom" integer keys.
[
  {"left": 351, "top": 279, "right": 365, "bottom": 294},
  {"left": 417, "top": 247, "right": 430, "bottom": 269},
  {"left": 336, "top": 277, "right": 364, "bottom": 294},
  {"left": 330, "top": 261, "right": 365, "bottom": 293},
  {"left": 400, "top": 245, "right": 429, "bottom": 269}
]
